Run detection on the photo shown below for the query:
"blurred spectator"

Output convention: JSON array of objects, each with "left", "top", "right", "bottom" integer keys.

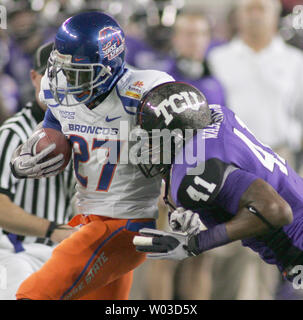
[
  {"left": 125, "top": 34, "right": 171, "bottom": 71},
  {"left": 126, "top": 9, "right": 227, "bottom": 103},
  {"left": 209, "top": 0, "right": 303, "bottom": 162},
  {"left": 0, "top": 33, "right": 19, "bottom": 120},
  {"left": 124, "top": 1, "right": 174, "bottom": 71},
  {"left": 4, "top": 2, "right": 55, "bottom": 109},
  {"left": 164, "top": 10, "right": 226, "bottom": 105}
]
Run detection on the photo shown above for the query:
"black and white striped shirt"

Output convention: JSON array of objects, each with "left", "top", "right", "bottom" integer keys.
[{"left": 0, "top": 101, "right": 75, "bottom": 246}]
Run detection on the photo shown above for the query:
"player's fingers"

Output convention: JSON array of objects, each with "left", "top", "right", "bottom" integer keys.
[
  {"left": 136, "top": 245, "right": 168, "bottom": 253},
  {"left": 133, "top": 236, "right": 153, "bottom": 246},
  {"left": 185, "top": 217, "right": 208, "bottom": 233},
  {"left": 18, "top": 167, "right": 39, "bottom": 176},
  {"left": 38, "top": 153, "right": 64, "bottom": 170},
  {"left": 146, "top": 253, "right": 170, "bottom": 260},
  {"left": 182, "top": 212, "right": 197, "bottom": 233},
  {"left": 170, "top": 213, "right": 183, "bottom": 230},
  {"left": 42, "top": 170, "right": 61, "bottom": 178},
  {"left": 170, "top": 220, "right": 181, "bottom": 231},
  {"left": 185, "top": 213, "right": 199, "bottom": 233},
  {"left": 23, "top": 156, "right": 63, "bottom": 176},
  {"left": 134, "top": 236, "right": 169, "bottom": 253},
  {"left": 170, "top": 208, "right": 185, "bottom": 222},
  {"left": 170, "top": 215, "right": 182, "bottom": 229},
  {"left": 21, "top": 144, "right": 56, "bottom": 167},
  {"left": 181, "top": 216, "right": 191, "bottom": 232},
  {"left": 40, "top": 158, "right": 64, "bottom": 173},
  {"left": 136, "top": 245, "right": 153, "bottom": 252},
  {"left": 33, "top": 143, "right": 57, "bottom": 163},
  {"left": 139, "top": 228, "right": 165, "bottom": 237},
  {"left": 21, "top": 133, "right": 40, "bottom": 152}
]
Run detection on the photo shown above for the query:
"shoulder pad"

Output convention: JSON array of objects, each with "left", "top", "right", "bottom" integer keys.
[
  {"left": 117, "top": 68, "right": 174, "bottom": 101},
  {"left": 177, "top": 158, "right": 229, "bottom": 209}
]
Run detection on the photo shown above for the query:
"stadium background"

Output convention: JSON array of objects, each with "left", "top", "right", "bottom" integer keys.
[{"left": 0, "top": 0, "right": 303, "bottom": 300}]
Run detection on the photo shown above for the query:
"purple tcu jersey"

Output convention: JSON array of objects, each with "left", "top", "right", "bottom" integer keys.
[{"left": 171, "top": 104, "right": 303, "bottom": 275}]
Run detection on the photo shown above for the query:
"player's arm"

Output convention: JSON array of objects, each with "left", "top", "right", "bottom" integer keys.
[
  {"left": 0, "top": 128, "right": 75, "bottom": 242},
  {"left": 134, "top": 159, "right": 293, "bottom": 259},
  {"left": 225, "top": 177, "right": 293, "bottom": 241},
  {"left": 10, "top": 109, "right": 64, "bottom": 179},
  {"left": 0, "top": 193, "right": 75, "bottom": 243},
  {"left": 186, "top": 170, "right": 293, "bottom": 257}
]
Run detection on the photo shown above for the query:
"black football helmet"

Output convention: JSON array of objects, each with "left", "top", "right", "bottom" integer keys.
[{"left": 133, "top": 81, "right": 211, "bottom": 178}]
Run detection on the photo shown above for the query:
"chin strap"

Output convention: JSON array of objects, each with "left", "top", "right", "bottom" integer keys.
[{"left": 163, "top": 170, "right": 176, "bottom": 211}]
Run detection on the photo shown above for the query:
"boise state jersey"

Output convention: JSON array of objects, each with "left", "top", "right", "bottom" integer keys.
[
  {"left": 171, "top": 104, "right": 303, "bottom": 274},
  {"left": 39, "top": 67, "right": 174, "bottom": 219}
]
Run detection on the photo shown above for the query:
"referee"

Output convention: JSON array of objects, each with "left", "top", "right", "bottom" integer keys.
[{"left": 0, "top": 42, "right": 76, "bottom": 300}]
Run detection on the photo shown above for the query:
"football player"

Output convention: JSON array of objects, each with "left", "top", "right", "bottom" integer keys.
[
  {"left": 132, "top": 81, "right": 303, "bottom": 282},
  {"left": 10, "top": 12, "right": 174, "bottom": 300}
]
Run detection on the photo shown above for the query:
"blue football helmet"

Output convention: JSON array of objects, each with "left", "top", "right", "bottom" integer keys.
[{"left": 47, "top": 11, "right": 126, "bottom": 106}]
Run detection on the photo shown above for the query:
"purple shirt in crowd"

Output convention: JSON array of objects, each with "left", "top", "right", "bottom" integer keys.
[
  {"left": 125, "top": 36, "right": 226, "bottom": 106},
  {"left": 163, "top": 60, "right": 226, "bottom": 106}
]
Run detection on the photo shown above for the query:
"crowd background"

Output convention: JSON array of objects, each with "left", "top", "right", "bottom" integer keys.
[{"left": 0, "top": 0, "right": 303, "bottom": 300}]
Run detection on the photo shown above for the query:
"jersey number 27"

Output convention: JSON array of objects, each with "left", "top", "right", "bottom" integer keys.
[{"left": 69, "top": 135, "right": 123, "bottom": 192}]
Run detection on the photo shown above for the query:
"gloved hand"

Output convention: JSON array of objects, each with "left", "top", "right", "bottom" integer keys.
[
  {"left": 133, "top": 228, "right": 199, "bottom": 260},
  {"left": 10, "top": 130, "right": 64, "bottom": 179},
  {"left": 170, "top": 207, "right": 206, "bottom": 236}
]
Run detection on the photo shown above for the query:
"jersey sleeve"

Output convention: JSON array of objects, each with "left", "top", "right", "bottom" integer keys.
[
  {"left": 215, "top": 168, "right": 259, "bottom": 214},
  {"left": 177, "top": 158, "right": 259, "bottom": 214},
  {"left": 43, "top": 108, "right": 62, "bottom": 132},
  {"left": 148, "top": 71, "right": 175, "bottom": 89}
]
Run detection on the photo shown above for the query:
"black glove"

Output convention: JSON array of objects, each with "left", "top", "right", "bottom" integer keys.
[{"left": 133, "top": 228, "right": 200, "bottom": 260}]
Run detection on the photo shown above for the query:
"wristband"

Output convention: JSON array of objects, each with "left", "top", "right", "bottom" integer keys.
[
  {"left": 190, "top": 223, "right": 230, "bottom": 254},
  {"left": 45, "top": 221, "right": 59, "bottom": 239}
]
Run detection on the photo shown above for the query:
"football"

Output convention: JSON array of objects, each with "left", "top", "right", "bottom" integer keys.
[{"left": 34, "top": 127, "right": 72, "bottom": 172}]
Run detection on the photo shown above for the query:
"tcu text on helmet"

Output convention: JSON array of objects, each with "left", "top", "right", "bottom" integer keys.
[{"left": 155, "top": 91, "right": 202, "bottom": 125}]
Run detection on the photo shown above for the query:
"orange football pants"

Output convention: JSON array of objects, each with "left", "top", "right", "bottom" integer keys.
[{"left": 16, "top": 214, "right": 155, "bottom": 300}]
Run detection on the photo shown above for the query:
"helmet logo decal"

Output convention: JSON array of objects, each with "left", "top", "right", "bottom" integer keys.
[
  {"left": 99, "top": 27, "right": 125, "bottom": 61},
  {"left": 155, "top": 91, "right": 204, "bottom": 125},
  {"left": 133, "top": 81, "right": 144, "bottom": 87}
]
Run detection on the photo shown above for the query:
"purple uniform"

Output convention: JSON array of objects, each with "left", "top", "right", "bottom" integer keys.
[{"left": 171, "top": 104, "right": 303, "bottom": 276}]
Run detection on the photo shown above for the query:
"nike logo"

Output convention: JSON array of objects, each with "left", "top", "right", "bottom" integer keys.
[
  {"left": 74, "top": 57, "right": 85, "bottom": 62},
  {"left": 105, "top": 116, "right": 121, "bottom": 122}
]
